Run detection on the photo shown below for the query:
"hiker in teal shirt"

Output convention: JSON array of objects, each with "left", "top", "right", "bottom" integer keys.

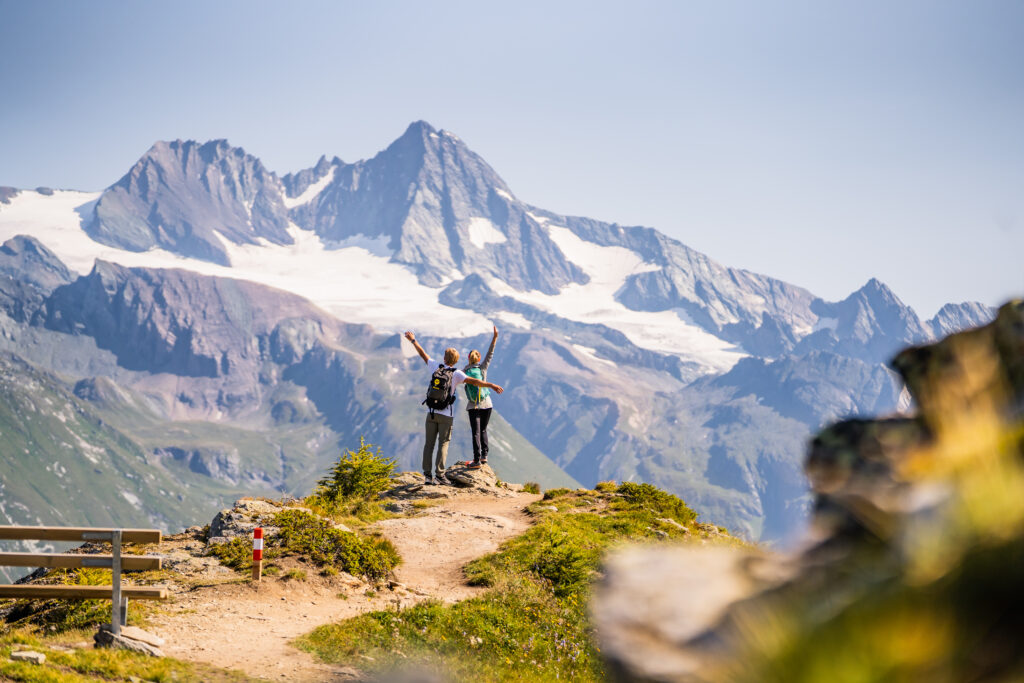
[
  {"left": 404, "top": 330, "right": 503, "bottom": 485},
  {"left": 462, "top": 326, "right": 499, "bottom": 469}
]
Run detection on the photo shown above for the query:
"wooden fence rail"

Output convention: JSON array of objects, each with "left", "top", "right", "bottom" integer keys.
[
  {"left": 0, "top": 527, "right": 160, "bottom": 544},
  {"left": 0, "top": 552, "right": 161, "bottom": 571},
  {"left": 0, "top": 525, "right": 167, "bottom": 636}
]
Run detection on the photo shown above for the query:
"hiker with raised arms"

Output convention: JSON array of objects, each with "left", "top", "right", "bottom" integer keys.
[
  {"left": 404, "top": 331, "right": 504, "bottom": 485},
  {"left": 461, "top": 325, "right": 500, "bottom": 470}
]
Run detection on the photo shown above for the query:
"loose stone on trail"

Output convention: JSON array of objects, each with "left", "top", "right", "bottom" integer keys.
[
  {"left": 95, "top": 624, "right": 166, "bottom": 657},
  {"left": 10, "top": 651, "right": 46, "bottom": 664}
]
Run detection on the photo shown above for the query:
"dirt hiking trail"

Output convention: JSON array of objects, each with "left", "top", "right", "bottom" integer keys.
[{"left": 149, "top": 490, "right": 540, "bottom": 681}]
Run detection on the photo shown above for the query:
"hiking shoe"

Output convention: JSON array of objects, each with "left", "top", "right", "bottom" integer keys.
[
  {"left": 423, "top": 475, "right": 435, "bottom": 485},
  {"left": 465, "top": 462, "right": 482, "bottom": 470},
  {"left": 457, "top": 460, "right": 476, "bottom": 467},
  {"left": 435, "top": 474, "right": 451, "bottom": 486}
]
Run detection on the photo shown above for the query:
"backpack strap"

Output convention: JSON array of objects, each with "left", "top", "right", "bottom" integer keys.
[
  {"left": 425, "top": 364, "right": 446, "bottom": 415},
  {"left": 463, "top": 363, "right": 482, "bottom": 403},
  {"left": 445, "top": 365, "right": 457, "bottom": 408}
]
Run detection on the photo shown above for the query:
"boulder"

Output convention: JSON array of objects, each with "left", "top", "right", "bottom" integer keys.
[
  {"left": 10, "top": 651, "right": 45, "bottom": 664},
  {"left": 160, "top": 549, "right": 232, "bottom": 578},
  {"left": 208, "top": 498, "right": 288, "bottom": 539},
  {"left": 593, "top": 546, "right": 792, "bottom": 681},
  {"left": 94, "top": 624, "right": 164, "bottom": 657},
  {"left": 383, "top": 465, "right": 515, "bottom": 501},
  {"left": 118, "top": 626, "right": 165, "bottom": 648}
]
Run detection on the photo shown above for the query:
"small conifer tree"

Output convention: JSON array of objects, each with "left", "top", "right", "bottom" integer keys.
[{"left": 316, "top": 437, "right": 396, "bottom": 501}]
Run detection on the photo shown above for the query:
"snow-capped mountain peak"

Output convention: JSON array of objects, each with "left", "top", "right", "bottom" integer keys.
[
  {"left": 0, "top": 122, "right": 997, "bottom": 376},
  {"left": 86, "top": 138, "right": 292, "bottom": 266},
  {"left": 0, "top": 121, "right": 1003, "bottom": 544}
]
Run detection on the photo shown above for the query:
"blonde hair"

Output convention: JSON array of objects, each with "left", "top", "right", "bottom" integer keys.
[
  {"left": 468, "top": 349, "right": 481, "bottom": 365},
  {"left": 444, "top": 347, "right": 460, "bottom": 365}
]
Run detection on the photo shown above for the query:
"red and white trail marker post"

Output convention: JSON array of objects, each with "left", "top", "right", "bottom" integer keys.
[{"left": 252, "top": 527, "right": 263, "bottom": 582}]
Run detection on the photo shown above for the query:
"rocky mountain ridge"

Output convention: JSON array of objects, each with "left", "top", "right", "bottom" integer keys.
[
  {"left": 0, "top": 122, "right": 1000, "bottom": 541},
  {"left": 77, "top": 122, "right": 992, "bottom": 361},
  {"left": 89, "top": 139, "right": 292, "bottom": 265}
]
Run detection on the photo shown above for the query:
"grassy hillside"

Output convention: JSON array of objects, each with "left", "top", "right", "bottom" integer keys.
[
  {"left": 0, "top": 350, "right": 578, "bottom": 561},
  {"left": 0, "top": 632, "right": 258, "bottom": 682},
  {"left": 0, "top": 354, "right": 276, "bottom": 533},
  {"left": 297, "top": 482, "right": 741, "bottom": 681}
]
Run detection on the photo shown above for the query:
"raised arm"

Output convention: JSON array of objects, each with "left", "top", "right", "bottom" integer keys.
[
  {"left": 464, "top": 376, "right": 503, "bottom": 394},
  {"left": 404, "top": 331, "right": 430, "bottom": 364},
  {"left": 481, "top": 325, "right": 498, "bottom": 370}
]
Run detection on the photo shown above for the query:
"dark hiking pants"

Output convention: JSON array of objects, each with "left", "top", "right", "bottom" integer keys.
[
  {"left": 422, "top": 412, "right": 453, "bottom": 477},
  {"left": 468, "top": 408, "right": 492, "bottom": 463}
]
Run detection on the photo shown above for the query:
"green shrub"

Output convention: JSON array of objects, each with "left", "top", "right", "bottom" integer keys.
[
  {"left": 616, "top": 482, "right": 697, "bottom": 525},
  {"left": 464, "top": 563, "right": 497, "bottom": 587},
  {"left": 284, "top": 569, "right": 307, "bottom": 581},
  {"left": 532, "top": 533, "right": 590, "bottom": 597},
  {"left": 207, "top": 538, "right": 258, "bottom": 570},
  {"left": 594, "top": 480, "right": 617, "bottom": 492},
  {"left": 316, "top": 437, "right": 396, "bottom": 502},
  {"left": 522, "top": 482, "right": 541, "bottom": 494},
  {"left": 542, "top": 487, "right": 571, "bottom": 500},
  {"left": 206, "top": 508, "right": 400, "bottom": 581},
  {"left": 1, "top": 569, "right": 119, "bottom": 633},
  {"left": 346, "top": 499, "right": 391, "bottom": 523},
  {"left": 273, "top": 509, "right": 400, "bottom": 581}
]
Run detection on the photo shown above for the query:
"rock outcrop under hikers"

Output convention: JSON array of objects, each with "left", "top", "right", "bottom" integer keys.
[{"left": 382, "top": 464, "right": 521, "bottom": 511}]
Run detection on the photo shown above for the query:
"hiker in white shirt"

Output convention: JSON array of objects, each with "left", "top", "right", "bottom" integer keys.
[{"left": 404, "top": 331, "right": 504, "bottom": 485}]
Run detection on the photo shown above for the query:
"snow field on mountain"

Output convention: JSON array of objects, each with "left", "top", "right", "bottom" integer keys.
[
  {"left": 466, "top": 217, "right": 507, "bottom": 248},
  {"left": 814, "top": 316, "right": 839, "bottom": 332},
  {"left": 0, "top": 190, "right": 745, "bottom": 369},
  {"left": 0, "top": 190, "right": 490, "bottom": 337},
  {"left": 572, "top": 344, "right": 616, "bottom": 367},
  {"left": 282, "top": 166, "right": 336, "bottom": 208},
  {"left": 491, "top": 218, "right": 747, "bottom": 372},
  {"left": 0, "top": 190, "right": 107, "bottom": 274},
  {"left": 219, "top": 225, "right": 493, "bottom": 335},
  {"left": 494, "top": 311, "right": 532, "bottom": 330}
]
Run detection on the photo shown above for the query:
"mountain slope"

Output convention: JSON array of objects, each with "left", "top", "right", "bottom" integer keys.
[
  {"left": 88, "top": 139, "right": 292, "bottom": 265},
  {"left": 286, "top": 121, "right": 588, "bottom": 293},
  {"left": 0, "top": 352, "right": 281, "bottom": 533},
  {"left": 0, "top": 121, "right": 1001, "bottom": 540},
  {"left": 0, "top": 249, "right": 581, "bottom": 544},
  {"left": 928, "top": 301, "right": 997, "bottom": 337}
]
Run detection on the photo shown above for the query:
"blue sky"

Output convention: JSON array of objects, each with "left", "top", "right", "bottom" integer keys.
[{"left": 1, "top": 0, "right": 1021, "bottom": 317}]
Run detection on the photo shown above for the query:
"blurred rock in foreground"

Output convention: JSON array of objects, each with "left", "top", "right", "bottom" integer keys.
[{"left": 593, "top": 300, "right": 1024, "bottom": 682}]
